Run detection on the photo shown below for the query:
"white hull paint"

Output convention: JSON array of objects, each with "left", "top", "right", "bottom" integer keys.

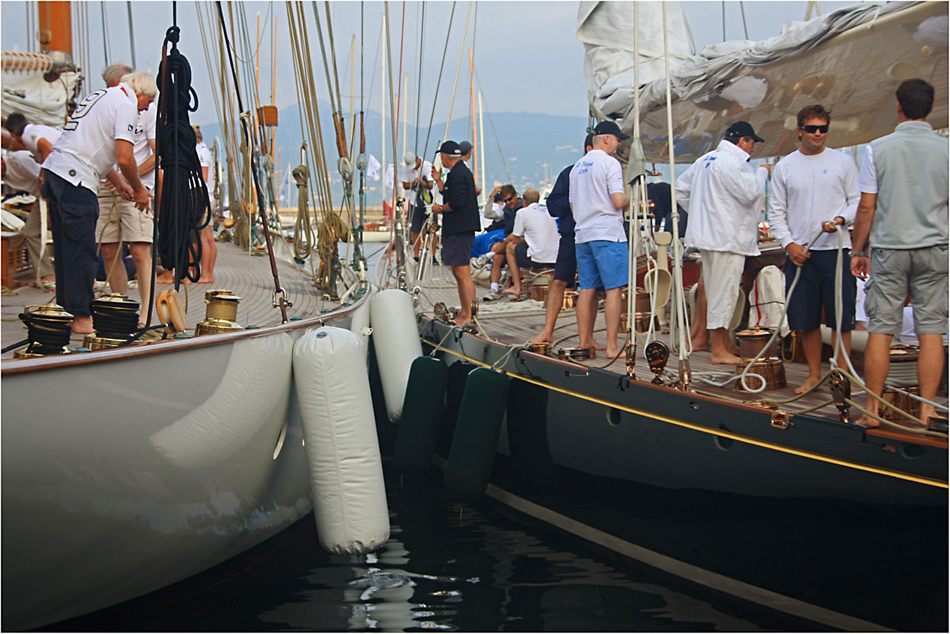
[{"left": 1, "top": 304, "right": 363, "bottom": 630}]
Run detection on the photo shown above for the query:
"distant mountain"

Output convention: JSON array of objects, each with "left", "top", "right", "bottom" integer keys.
[{"left": 199, "top": 101, "right": 587, "bottom": 206}]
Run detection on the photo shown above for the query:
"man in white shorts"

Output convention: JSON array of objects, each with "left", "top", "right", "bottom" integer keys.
[
  {"left": 42, "top": 70, "right": 155, "bottom": 334},
  {"left": 96, "top": 64, "right": 158, "bottom": 324},
  {"left": 677, "top": 121, "right": 771, "bottom": 364}
]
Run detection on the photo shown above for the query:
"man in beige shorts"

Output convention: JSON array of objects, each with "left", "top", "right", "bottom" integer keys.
[{"left": 97, "top": 65, "right": 157, "bottom": 324}]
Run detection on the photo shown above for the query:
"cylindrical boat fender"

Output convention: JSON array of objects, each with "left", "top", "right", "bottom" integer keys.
[
  {"left": 444, "top": 367, "right": 510, "bottom": 499},
  {"left": 370, "top": 289, "right": 423, "bottom": 422},
  {"left": 349, "top": 294, "right": 373, "bottom": 360},
  {"left": 394, "top": 356, "right": 448, "bottom": 473},
  {"left": 293, "top": 326, "right": 390, "bottom": 554}
]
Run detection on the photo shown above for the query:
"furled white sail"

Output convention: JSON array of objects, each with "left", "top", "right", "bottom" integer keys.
[
  {"left": 582, "top": 1, "right": 949, "bottom": 162},
  {"left": 1, "top": 67, "right": 79, "bottom": 127}
]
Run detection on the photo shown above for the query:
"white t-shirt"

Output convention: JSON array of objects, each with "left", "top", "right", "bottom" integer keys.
[
  {"left": 768, "top": 148, "right": 859, "bottom": 251},
  {"left": 2, "top": 150, "right": 42, "bottom": 197},
  {"left": 512, "top": 202, "right": 559, "bottom": 263},
  {"left": 677, "top": 139, "right": 768, "bottom": 256},
  {"left": 195, "top": 141, "right": 216, "bottom": 202},
  {"left": 134, "top": 100, "right": 157, "bottom": 189},
  {"left": 569, "top": 149, "right": 625, "bottom": 243},
  {"left": 43, "top": 83, "right": 138, "bottom": 193},
  {"left": 21, "top": 124, "right": 62, "bottom": 163},
  {"left": 400, "top": 160, "right": 433, "bottom": 208}
]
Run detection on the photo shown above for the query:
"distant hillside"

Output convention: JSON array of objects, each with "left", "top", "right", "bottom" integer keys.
[{"left": 200, "top": 101, "right": 587, "bottom": 206}]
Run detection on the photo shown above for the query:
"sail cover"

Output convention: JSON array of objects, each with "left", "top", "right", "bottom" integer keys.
[
  {"left": 2, "top": 67, "right": 79, "bottom": 127},
  {"left": 582, "top": 1, "right": 948, "bottom": 163}
]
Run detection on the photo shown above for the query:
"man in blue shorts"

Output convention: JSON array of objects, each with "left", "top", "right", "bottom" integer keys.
[
  {"left": 769, "top": 104, "right": 860, "bottom": 394},
  {"left": 851, "top": 79, "right": 949, "bottom": 427},
  {"left": 531, "top": 133, "right": 593, "bottom": 344},
  {"left": 569, "top": 122, "right": 629, "bottom": 359}
]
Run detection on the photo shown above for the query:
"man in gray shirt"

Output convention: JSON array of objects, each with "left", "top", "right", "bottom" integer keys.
[{"left": 850, "top": 78, "right": 948, "bottom": 427}]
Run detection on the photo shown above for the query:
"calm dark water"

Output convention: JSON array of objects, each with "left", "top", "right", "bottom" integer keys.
[{"left": 52, "top": 465, "right": 820, "bottom": 632}]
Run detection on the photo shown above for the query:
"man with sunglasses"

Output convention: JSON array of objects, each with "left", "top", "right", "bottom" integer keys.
[
  {"left": 768, "top": 105, "right": 860, "bottom": 394},
  {"left": 850, "top": 78, "right": 948, "bottom": 428},
  {"left": 677, "top": 120, "right": 771, "bottom": 364},
  {"left": 483, "top": 184, "right": 523, "bottom": 300}
]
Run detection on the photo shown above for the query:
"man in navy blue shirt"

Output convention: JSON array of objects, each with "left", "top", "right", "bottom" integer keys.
[
  {"left": 431, "top": 141, "right": 480, "bottom": 326},
  {"left": 531, "top": 133, "right": 593, "bottom": 343}
]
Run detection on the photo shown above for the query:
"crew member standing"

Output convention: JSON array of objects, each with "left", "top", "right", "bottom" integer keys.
[
  {"left": 431, "top": 141, "right": 480, "bottom": 327},
  {"left": 42, "top": 71, "right": 155, "bottom": 334},
  {"left": 677, "top": 121, "right": 770, "bottom": 364},
  {"left": 769, "top": 105, "right": 860, "bottom": 393},
  {"left": 570, "top": 121, "right": 630, "bottom": 359},
  {"left": 851, "top": 79, "right": 949, "bottom": 427}
]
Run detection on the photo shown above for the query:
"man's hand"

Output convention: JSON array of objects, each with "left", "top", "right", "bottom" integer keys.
[
  {"left": 822, "top": 217, "right": 844, "bottom": 233},
  {"left": 785, "top": 242, "right": 810, "bottom": 267},
  {"left": 761, "top": 163, "right": 772, "bottom": 177},
  {"left": 431, "top": 203, "right": 442, "bottom": 215},
  {"left": 132, "top": 185, "right": 151, "bottom": 212},
  {"left": 115, "top": 180, "right": 135, "bottom": 201},
  {"left": 850, "top": 254, "right": 869, "bottom": 280}
]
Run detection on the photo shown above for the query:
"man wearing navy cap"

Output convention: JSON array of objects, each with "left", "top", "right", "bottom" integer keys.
[
  {"left": 431, "top": 141, "right": 480, "bottom": 326},
  {"left": 569, "top": 120, "right": 630, "bottom": 359},
  {"left": 676, "top": 120, "right": 771, "bottom": 364}
]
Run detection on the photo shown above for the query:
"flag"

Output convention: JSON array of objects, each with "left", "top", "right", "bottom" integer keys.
[{"left": 366, "top": 154, "right": 381, "bottom": 181}]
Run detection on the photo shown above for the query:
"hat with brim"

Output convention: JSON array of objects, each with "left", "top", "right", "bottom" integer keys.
[
  {"left": 725, "top": 121, "right": 764, "bottom": 143},
  {"left": 438, "top": 141, "right": 462, "bottom": 157},
  {"left": 592, "top": 120, "right": 630, "bottom": 140}
]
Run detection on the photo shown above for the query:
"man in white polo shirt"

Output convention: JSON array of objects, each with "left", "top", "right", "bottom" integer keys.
[
  {"left": 42, "top": 70, "right": 155, "bottom": 334},
  {"left": 500, "top": 188, "right": 558, "bottom": 298},
  {"left": 96, "top": 64, "right": 159, "bottom": 324}
]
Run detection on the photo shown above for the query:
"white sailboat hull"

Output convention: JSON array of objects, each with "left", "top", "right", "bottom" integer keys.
[{"left": 1, "top": 321, "right": 351, "bottom": 629}]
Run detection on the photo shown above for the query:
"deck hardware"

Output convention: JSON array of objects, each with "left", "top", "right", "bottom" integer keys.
[
  {"left": 625, "top": 340, "right": 637, "bottom": 379},
  {"left": 272, "top": 288, "right": 291, "bottom": 309},
  {"left": 619, "top": 375, "right": 632, "bottom": 392},
  {"left": 645, "top": 341, "right": 669, "bottom": 384},
  {"left": 771, "top": 411, "right": 790, "bottom": 429},
  {"left": 829, "top": 371, "right": 852, "bottom": 423}
]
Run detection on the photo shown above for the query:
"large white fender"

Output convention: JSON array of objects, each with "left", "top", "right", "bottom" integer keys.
[
  {"left": 749, "top": 265, "right": 789, "bottom": 337},
  {"left": 370, "top": 289, "right": 423, "bottom": 422},
  {"left": 293, "top": 326, "right": 390, "bottom": 554},
  {"left": 349, "top": 293, "right": 373, "bottom": 360}
]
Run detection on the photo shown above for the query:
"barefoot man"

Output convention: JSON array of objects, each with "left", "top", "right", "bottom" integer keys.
[
  {"left": 569, "top": 121, "right": 630, "bottom": 359},
  {"left": 677, "top": 121, "right": 771, "bottom": 364},
  {"left": 431, "top": 141, "right": 480, "bottom": 327},
  {"left": 769, "top": 104, "right": 860, "bottom": 393},
  {"left": 850, "top": 79, "right": 948, "bottom": 428}
]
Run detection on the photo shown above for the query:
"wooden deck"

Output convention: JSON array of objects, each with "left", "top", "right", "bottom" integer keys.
[{"left": 1, "top": 241, "right": 329, "bottom": 357}]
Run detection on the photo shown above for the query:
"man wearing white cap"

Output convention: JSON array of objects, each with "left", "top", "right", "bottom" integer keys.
[{"left": 401, "top": 151, "right": 434, "bottom": 261}]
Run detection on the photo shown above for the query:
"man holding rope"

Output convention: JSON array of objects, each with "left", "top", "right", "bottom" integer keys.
[{"left": 768, "top": 104, "right": 860, "bottom": 394}]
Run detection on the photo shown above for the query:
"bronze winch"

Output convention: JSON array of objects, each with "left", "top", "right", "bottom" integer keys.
[
  {"left": 734, "top": 328, "right": 786, "bottom": 391},
  {"left": 14, "top": 304, "right": 74, "bottom": 358},
  {"left": 83, "top": 293, "right": 142, "bottom": 351},
  {"left": 195, "top": 289, "right": 244, "bottom": 336}
]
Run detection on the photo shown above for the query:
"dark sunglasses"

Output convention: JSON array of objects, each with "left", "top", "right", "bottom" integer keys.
[
  {"left": 504, "top": 195, "right": 515, "bottom": 203},
  {"left": 801, "top": 124, "right": 829, "bottom": 134}
]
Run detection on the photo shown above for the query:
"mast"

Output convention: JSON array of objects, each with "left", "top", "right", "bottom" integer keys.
[
  {"left": 381, "top": 14, "right": 387, "bottom": 212},
  {"left": 469, "top": 48, "right": 476, "bottom": 184},
  {"left": 271, "top": 13, "right": 277, "bottom": 161},
  {"left": 402, "top": 73, "right": 408, "bottom": 162},
  {"left": 478, "top": 91, "right": 485, "bottom": 206},
  {"left": 37, "top": 1, "right": 71, "bottom": 55}
]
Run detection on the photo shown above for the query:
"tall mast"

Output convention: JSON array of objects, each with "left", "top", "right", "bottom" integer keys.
[
  {"left": 381, "top": 14, "right": 387, "bottom": 210},
  {"left": 478, "top": 91, "right": 485, "bottom": 206},
  {"left": 37, "top": 1, "right": 72, "bottom": 55},
  {"left": 271, "top": 13, "right": 278, "bottom": 161},
  {"left": 469, "top": 48, "right": 476, "bottom": 184},
  {"left": 402, "top": 73, "right": 408, "bottom": 161}
]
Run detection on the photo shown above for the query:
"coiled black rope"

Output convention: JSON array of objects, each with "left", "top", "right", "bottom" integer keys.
[
  {"left": 155, "top": 24, "right": 210, "bottom": 287},
  {"left": 17, "top": 313, "right": 72, "bottom": 352},
  {"left": 91, "top": 305, "right": 140, "bottom": 339}
]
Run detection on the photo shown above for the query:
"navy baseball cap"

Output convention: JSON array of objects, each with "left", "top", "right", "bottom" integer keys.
[
  {"left": 725, "top": 121, "right": 764, "bottom": 142},
  {"left": 438, "top": 141, "right": 462, "bottom": 157},
  {"left": 592, "top": 120, "right": 630, "bottom": 140}
]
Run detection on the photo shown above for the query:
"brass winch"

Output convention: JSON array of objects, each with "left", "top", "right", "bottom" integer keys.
[
  {"left": 620, "top": 287, "right": 654, "bottom": 333},
  {"left": 15, "top": 304, "right": 74, "bottom": 358},
  {"left": 84, "top": 293, "right": 142, "bottom": 350},
  {"left": 195, "top": 289, "right": 244, "bottom": 336},
  {"left": 734, "top": 328, "right": 786, "bottom": 391},
  {"left": 527, "top": 273, "right": 553, "bottom": 302}
]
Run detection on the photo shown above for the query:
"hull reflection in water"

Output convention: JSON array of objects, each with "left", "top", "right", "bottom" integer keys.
[{"left": 57, "top": 469, "right": 819, "bottom": 631}]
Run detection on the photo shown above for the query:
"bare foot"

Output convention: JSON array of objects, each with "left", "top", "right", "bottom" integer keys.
[
  {"left": 691, "top": 339, "right": 708, "bottom": 351},
  {"left": 710, "top": 352, "right": 741, "bottom": 364},
  {"left": 453, "top": 319, "right": 471, "bottom": 328},
  {"left": 852, "top": 415, "right": 880, "bottom": 428},
  {"left": 502, "top": 287, "right": 521, "bottom": 296},
  {"left": 155, "top": 272, "right": 175, "bottom": 284},
  {"left": 592, "top": 341, "right": 606, "bottom": 351},
  {"left": 794, "top": 377, "right": 824, "bottom": 395},
  {"left": 197, "top": 277, "right": 214, "bottom": 284},
  {"left": 530, "top": 333, "right": 553, "bottom": 344},
  {"left": 607, "top": 347, "right": 623, "bottom": 359},
  {"left": 71, "top": 315, "right": 94, "bottom": 335}
]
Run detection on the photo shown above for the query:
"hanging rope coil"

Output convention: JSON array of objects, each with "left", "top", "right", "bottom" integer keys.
[
  {"left": 292, "top": 163, "right": 315, "bottom": 260},
  {"left": 155, "top": 25, "right": 211, "bottom": 286}
]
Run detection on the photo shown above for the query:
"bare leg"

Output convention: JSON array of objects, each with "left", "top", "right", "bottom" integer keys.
[
  {"left": 604, "top": 287, "right": 623, "bottom": 359},
  {"left": 410, "top": 231, "right": 421, "bottom": 259},
  {"left": 128, "top": 242, "right": 153, "bottom": 323},
  {"left": 690, "top": 281, "right": 708, "bottom": 351},
  {"left": 531, "top": 279, "right": 567, "bottom": 343},
  {"left": 502, "top": 242, "right": 522, "bottom": 296},
  {"left": 197, "top": 225, "right": 216, "bottom": 283},
  {"left": 710, "top": 328, "right": 740, "bottom": 364},
  {"left": 490, "top": 248, "right": 505, "bottom": 287},
  {"left": 451, "top": 264, "right": 476, "bottom": 326},
  {"left": 100, "top": 242, "right": 129, "bottom": 295},
  {"left": 832, "top": 330, "right": 852, "bottom": 370},
  {"left": 796, "top": 328, "right": 824, "bottom": 394},
  {"left": 576, "top": 288, "right": 597, "bottom": 351},
  {"left": 857, "top": 332, "right": 892, "bottom": 427},
  {"left": 917, "top": 333, "right": 945, "bottom": 425}
]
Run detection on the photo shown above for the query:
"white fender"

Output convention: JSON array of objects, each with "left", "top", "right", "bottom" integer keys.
[
  {"left": 349, "top": 292, "right": 374, "bottom": 360},
  {"left": 293, "top": 326, "right": 390, "bottom": 554},
  {"left": 149, "top": 333, "right": 294, "bottom": 469},
  {"left": 370, "top": 289, "right": 423, "bottom": 422},
  {"left": 748, "top": 265, "right": 789, "bottom": 337}
]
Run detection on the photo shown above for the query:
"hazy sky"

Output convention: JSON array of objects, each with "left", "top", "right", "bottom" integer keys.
[{"left": 1, "top": 1, "right": 853, "bottom": 126}]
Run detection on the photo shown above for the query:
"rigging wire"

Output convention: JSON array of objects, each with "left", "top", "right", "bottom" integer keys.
[
  {"left": 100, "top": 2, "right": 111, "bottom": 66},
  {"left": 472, "top": 70, "right": 512, "bottom": 183},
  {"left": 420, "top": 2, "right": 457, "bottom": 163}
]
